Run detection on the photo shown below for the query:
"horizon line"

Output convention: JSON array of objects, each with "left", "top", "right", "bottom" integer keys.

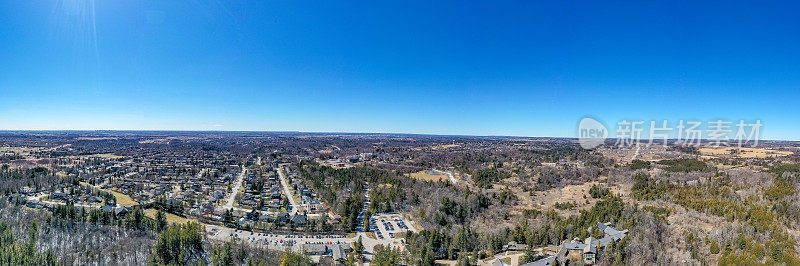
[{"left": 0, "top": 129, "right": 798, "bottom": 142}]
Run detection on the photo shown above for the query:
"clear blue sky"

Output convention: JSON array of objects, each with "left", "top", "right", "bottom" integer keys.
[{"left": 1, "top": 1, "right": 799, "bottom": 139}]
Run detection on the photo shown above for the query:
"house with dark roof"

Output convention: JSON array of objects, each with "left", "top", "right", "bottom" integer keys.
[
  {"left": 88, "top": 196, "right": 103, "bottom": 204},
  {"left": 51, "top": 192, "right": 70, "bottom": 201},
  {"left": 115, "top": 206, "right": 131, "bottom": 216},
  {"left": 275, "top": 212, "right": 290, "bottom": 223},
  {"left": 100, "top": 205, "right": 115, "bottom": 213},
  {"left": 291, "top": 213, "right": 307, "bottom": 226},
  {"left": 558, "top": 222, "right": 628, "bottom": 265},
  {"left": 503, "top": 241, "right": 527, "bottom": 251},
  {"left": 269, "top": 192, "right": 282, "bottom": 200},
  {"left": 259, "top": 214, "right": 274, "bottom": 223}
]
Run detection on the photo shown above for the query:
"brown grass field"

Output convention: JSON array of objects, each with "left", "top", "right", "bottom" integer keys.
[
  {"left": 143, "top": 209, "right": 195, "bottom": 225},
  {"left": 406, "top": 170, "right": 449, "bottom": 181},
  {"left": 699, "top": 147, "right": 793, "bottom": 159},
  {"left": 79, "top": 182, "right": 138, "bottom": 207}
]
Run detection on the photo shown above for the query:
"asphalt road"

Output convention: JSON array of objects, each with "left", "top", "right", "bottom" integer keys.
[
  {"left": 224, "top": 166, "right": 247, "bottom": 209},
  {"left": 276, "top": 164, "right": 299, "bottom": 216}
]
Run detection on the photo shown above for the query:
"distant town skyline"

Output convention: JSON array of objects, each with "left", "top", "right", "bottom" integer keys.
[{"left": 2, "top": 1, "right": 800, "bottom": 140}]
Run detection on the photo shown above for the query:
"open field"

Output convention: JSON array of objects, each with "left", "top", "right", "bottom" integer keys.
[
  {"left": 80, "top": 182, "right": 138, "bottom": 207},
  {"left": 598, "top": 144, "right": 684, "bottom": 162},
  {"left": 699, "top": 147, "right": 794, "bottom": 159},
  {"left": 530, "top": 181, "right": 624, "bottom": 213},
  {"left": 93, "top": 153, "right": 125, "bottom": 159},
  {"left": 494, "top": 177, "right": 631, "bottom": 219},
  {"left": 407, "top": 170, "right": 450, "bottom": 181},
  {"left": 143, "top": 209, "right": 195, "bottom": 225},
  {"left": 106, "top": 190, "right": 138, "bottom": 207},
  {"left": 430, "top": 144, "right": 460, "bottom": 150}
]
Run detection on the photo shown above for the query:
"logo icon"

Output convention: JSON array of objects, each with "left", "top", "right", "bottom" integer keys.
[{"left": 578, "top": 117, "right": 608, "bottom": 149}]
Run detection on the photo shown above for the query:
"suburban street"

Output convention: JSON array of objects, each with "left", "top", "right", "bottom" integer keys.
[
  {"left": 22, "top": 155, "right": 417, "bottom": 265},
  {"left": 224, "top": 166, "right": 247, "bottom": 210},
  {"left": 276, "top": 163, "right": 299, "bottom": 216}
]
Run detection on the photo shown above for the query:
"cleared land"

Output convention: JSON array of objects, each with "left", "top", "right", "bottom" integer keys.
[
  {"left": 407, "top": 170, "right": 449, "bottom": 181},
  {"left": 492, "top": 177, "right": 631, "bottom": 220},
  {"left": 143, "top": 209, "right": 195, "bottom": 225},
  {"left": 699, "top": 147, "right": 793, "bottom": 159},
  {"left": 80, "top": 182, "right": 138, "bottom": 207},
  {"left": 93, "top": 153, "right": 125, "bottom": 159},
  {"left": 106, "top": 190, "right": 138, "bottom": 207}
]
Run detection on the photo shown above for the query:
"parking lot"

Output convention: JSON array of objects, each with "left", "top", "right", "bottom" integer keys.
[
  {"left": 368, "top": 213, "right": 416, "bottom": 241},
  {"left": 205, "top": 225, "right": 353, "bottom": 253}
]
